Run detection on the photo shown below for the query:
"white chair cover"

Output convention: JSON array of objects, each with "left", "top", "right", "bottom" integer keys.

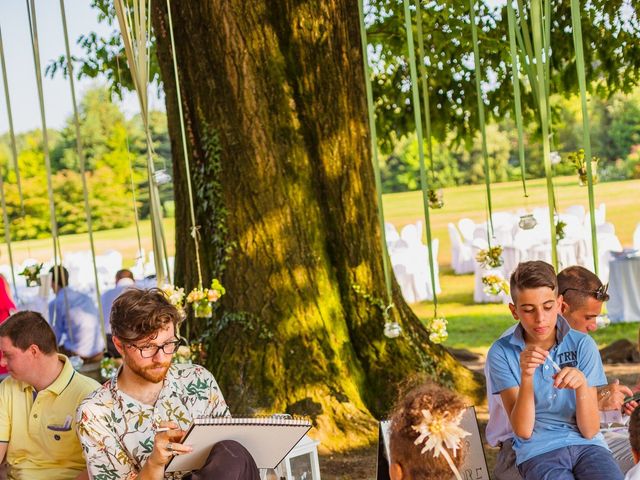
[
  {"left": 391, "top": 234, "right": 440, "bottom": 304},
  {"left": 458, "top": 218, "right": 476, "bottom": 244},
  {"left": 564, "top": 205, "right": 586, "bottom": 223},
  {"left": 597, "top": 222, "right": 616, "bottom": 235},
  {"left": 448, "top": 223, "right": 474, "bottom": 275}
]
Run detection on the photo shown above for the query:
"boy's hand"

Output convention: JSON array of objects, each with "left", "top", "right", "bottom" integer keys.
[
  {"left": 520, "top": 346, "right": 548, "bottom": 378},
  {"left": 554, "top": 367, "right": 586, "bottom": 390}
]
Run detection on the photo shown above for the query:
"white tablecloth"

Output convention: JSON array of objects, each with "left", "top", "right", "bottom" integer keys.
[{"left": 608, "top": 256, "right": 640, "bottom": 322}]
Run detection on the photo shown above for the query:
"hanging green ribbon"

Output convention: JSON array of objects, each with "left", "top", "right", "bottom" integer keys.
[
  {"left": 59, "top": 0, "right": 108, "bottom": 350},
  {"left": 0, "top": 26, "right": 25, "bottom": 215},
  {"left": 413, "top": 7, "right": 436, "bottom": 186},
  {"left": 507, "top": 1, "right": 528, "bottom": 197},
  {"left": 114, "top": 0, "right": 172, "bottom": 286},
  {"left": 469, "top": 0, "right": 495, "bottom": 240},
  {"left": 570, "top": 0, "right": 598, "bottom": 274},
  {"left": 115, "top": 55, "right": 144, "bottom": 259},
  {"left": 26, "top": 0, "right": 73, "bottom": 336},
  {"left": 357, "top": 0, "right": 393, "bottom": 311},
  {"left": 165, "top": 0, "right": 205, "bottom": 290},
  {"left": 403, "top": 0, "right": 439, "bottom": 317},
  {"left": 530, "top": 0, "right": 558, "bottom": 269}
]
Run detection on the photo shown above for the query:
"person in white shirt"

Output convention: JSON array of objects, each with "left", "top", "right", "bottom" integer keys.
[{"left": 487, "top": 265, "right": 636, "bottom": 479}]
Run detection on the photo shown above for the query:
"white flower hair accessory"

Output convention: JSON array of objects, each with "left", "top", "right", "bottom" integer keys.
[{"left": 412, "top": 408, "right": 470, "bottom": 480}]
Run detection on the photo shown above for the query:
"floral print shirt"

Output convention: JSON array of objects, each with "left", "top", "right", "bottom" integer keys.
[{"left": 76, "top": 363, "right": 229, "bottom": 479}]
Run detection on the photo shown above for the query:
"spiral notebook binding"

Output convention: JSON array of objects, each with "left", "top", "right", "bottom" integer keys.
[{"left": 193, "top": 415, "right": 311, "bottom": 427}]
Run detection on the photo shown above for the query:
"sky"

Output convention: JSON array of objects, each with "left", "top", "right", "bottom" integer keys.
[{"left": 0, "top": 0, "right": 163, "bottom": 134}]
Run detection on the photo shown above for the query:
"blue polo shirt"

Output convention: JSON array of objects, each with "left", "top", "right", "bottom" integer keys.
[{"left": 488, "top": 315, "right": 608, "bottom": 465}]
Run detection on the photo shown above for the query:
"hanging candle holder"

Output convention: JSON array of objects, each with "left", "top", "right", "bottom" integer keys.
[
  {"left": 595, "top": 314, "right": 610, "bottom": 329},
  {"left": 518, "top": 214, "right": 537, "bottom": 230},
  {"left": 382, "top": 304, "right": 401, "bottom": 338},
  {"left": 192, "top": 299, "right": 213, "bottom": 318},
  {"left": 427, "top": 188, "right": 444, "bottom": 209},
  {"left": 383, "top": 321, "right": 402, "bottom": 338},
  {"left": 153, "top": 169, "right": 173, "bottom": 186}
]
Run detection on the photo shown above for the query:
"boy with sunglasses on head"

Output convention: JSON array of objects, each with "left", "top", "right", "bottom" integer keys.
[
  {"left": 488, "top": 261, "right": 623, "bottom": 479},
  {"left": 76, "top": 288, "right": 260, "bottom": 480}
]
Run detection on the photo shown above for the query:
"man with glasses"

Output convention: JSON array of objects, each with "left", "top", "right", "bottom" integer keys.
[
  {"left": 487, "top": 265, "right": 635, "bottom": 480},
  {"left": 76, "top": 288, "right": 260, "bottom": 479}
]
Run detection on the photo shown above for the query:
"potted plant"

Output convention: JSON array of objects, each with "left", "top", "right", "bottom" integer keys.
[
  {"left": 568, "top": 149, "right": 599, "bottom": 186},
  {"left": 19, "top": 263, "right": 43, "bottom": 287},
  {"left": 476, "top": 245, "right": 504, "bottom": 269}
]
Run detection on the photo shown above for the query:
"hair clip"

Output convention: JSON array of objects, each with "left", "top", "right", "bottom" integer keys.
[{"left": 412, "top": 409, "right": 470, "bottom": 480}]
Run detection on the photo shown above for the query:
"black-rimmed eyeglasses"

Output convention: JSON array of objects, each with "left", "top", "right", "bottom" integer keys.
[
  {"left": 560, "top": 283, "right": 609, "bottom": 302},
  {"left": 127, "top": 339, "right": 181, "bottom": 358}
]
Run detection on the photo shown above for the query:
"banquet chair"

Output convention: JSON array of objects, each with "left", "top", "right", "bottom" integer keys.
[
  {"left": 597, "top": 222, "right": 616, "bottom": 235},
  {"left": 584, "top": 208, "right": 606, "bottom": 228},
  {"left": 384, "top": 224, "right": 400, "bottom": 251},
  {"left": 564, "top": 205, "right": 586, "bottom": 223},
  {"left": 390, "top": 238, "right": 440, "bottom": 303},
  {"left": 400, "top": 223, "right": 421, "bottom": 247},
  {"left": 448, "top": 223, "right": 474, "bottom": 274},
  {"left": 458, "top": 218, "right": 476, "bottom": 244},
  {"left": 596, "top": 233, "right": 623, "bottom": 283}
]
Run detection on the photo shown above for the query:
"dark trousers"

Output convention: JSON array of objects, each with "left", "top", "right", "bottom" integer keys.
[{"left": 187, "top": 440, "right": 260, "bottom": 480}]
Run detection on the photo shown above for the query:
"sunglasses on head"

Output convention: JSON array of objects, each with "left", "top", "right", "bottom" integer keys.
[{"left": 560, "top": 283, "right": 609, "bottom": 302}]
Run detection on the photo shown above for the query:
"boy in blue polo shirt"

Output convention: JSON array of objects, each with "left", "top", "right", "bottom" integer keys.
[{"left": 488, "top": 260, "right": 623, "bottom": 479}]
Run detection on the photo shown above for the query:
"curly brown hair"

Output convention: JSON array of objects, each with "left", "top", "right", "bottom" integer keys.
[
  {"left": 389, "top": 381, "right": 468, "bottom": 479},
  {"left": 110, "top": 288, "right": 182, "bottom": 342}
]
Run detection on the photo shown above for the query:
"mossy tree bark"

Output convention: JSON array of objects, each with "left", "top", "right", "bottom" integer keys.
[{"left": 151, "top": 0, "right": 482, "bottom": 449}]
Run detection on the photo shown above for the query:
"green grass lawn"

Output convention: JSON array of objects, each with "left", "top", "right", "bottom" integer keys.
[
  {"left": 2, "top": 175, "right": 639, "bottom": 353},
  {"left": 382, "top": 176, "right": 640, "bottom": 354}
]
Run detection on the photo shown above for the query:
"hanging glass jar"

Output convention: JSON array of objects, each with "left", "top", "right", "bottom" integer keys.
[
  {"left": 192, "top": 299, "right": 213, "bottom": 318},
  {"left": 518, "top": 214, "right": 537, "bottom": 230}
]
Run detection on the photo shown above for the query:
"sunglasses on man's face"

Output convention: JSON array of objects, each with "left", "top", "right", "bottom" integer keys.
[{"left": 560, "top": 283, "right": 609, "bottom": 302}]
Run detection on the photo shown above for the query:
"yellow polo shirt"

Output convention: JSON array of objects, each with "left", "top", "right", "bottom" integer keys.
[{"left": 0, "top": 355, "right": 100, "bottom": 479}]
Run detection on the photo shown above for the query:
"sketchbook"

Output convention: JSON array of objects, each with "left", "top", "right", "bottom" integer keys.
[{"left": 165, "top": 416, "right": 312, "bottom": 473}]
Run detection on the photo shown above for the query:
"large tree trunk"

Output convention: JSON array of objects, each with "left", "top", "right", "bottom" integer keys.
[{"left": 152, "top": 0, "right": 482, "bottom": 450}]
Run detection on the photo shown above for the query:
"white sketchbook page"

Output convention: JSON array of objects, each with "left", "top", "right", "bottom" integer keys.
[{"left": 165, "top": 419, "right": 311, "bottom": 473}]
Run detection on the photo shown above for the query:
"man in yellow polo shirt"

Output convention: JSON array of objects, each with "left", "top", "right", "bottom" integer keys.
[{"left": 0, "top": 311, "right": 100, "bottom": 479}]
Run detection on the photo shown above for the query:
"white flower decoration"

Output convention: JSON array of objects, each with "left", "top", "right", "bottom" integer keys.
[{"left": 412, "top": 408, "right": 470, "bottom": 479}]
